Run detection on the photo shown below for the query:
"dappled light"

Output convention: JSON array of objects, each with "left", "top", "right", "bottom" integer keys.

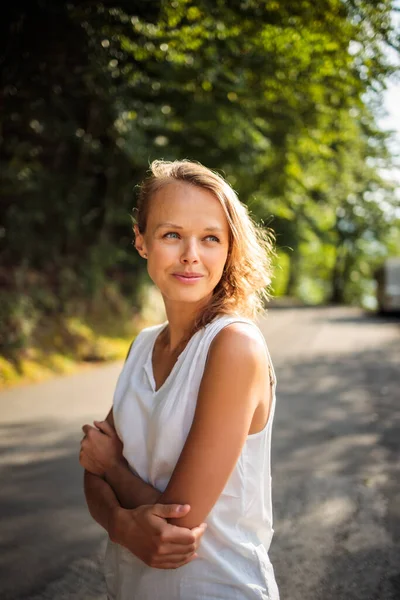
[
  {"left": 1, "top": 0, "right": 399, "bottom": 386},
  {"left": 1, "top": 1, "right": 399, "bottom": 598}
]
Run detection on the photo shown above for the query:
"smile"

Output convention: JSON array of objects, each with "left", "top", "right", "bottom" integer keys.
[{"left": 172, "top": 274, "right": 204, "bottom": 284}]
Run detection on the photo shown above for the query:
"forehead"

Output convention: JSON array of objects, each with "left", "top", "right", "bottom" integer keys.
[{"left": 147, "top": 181, "right": 229, "bottom": 231}]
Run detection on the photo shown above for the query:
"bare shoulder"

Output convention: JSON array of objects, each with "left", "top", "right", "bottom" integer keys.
[{"left": 208, "top": 321, "right": 266, "bottom": 369}]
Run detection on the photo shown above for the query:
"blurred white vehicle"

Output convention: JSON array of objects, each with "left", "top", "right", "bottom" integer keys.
[{"left": 376, "top": 257, "right": 400, "bottom": 313}]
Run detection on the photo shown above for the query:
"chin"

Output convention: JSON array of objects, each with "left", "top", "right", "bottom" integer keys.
[{"left": 163, "top": 286, "right": 213, "bottom": 305}]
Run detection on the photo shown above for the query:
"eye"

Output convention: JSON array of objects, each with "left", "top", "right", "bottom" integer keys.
[
  {"left": 204, "top": 235, "right": 220, "bottom": 243},
  {"left": 163, "top": 232, "right": 180, "bottom": 239}
]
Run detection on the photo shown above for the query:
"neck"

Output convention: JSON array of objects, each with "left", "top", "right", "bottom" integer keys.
[{"left": 162, "top": 294, "right": 212, "bottom": 352}]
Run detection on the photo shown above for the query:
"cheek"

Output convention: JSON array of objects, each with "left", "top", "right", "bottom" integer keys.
[
  {"left": 203, "top": 252, "right": 228, "bottom": 285},
  {"left": 150, "top": 243, "right": 176, "bottom": 263},
  {"left": 211, "top": 246, "right": 229, "bottom": 270},
  {"left": 202, "top": 244, "right": 228, "bottom": 263},
  {"left": 146, "top": 244, "right": 175, "bottom": 280}
]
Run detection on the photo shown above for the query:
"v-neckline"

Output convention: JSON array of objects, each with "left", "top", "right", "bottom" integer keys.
[{"left": 145, "top": 323, "right": 196, "bottom": 394}]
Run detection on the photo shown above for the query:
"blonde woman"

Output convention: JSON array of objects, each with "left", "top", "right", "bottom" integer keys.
[{"left": 80, "top": 160, "right": 280, "bottom": 599}]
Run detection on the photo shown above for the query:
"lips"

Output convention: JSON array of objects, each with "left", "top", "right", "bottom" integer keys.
[
  {"left": 172, "top": 272, "right": 204, "bottom": 283},
  {"left": 173, "top": 272, "right": 204, "bottom": 278}
]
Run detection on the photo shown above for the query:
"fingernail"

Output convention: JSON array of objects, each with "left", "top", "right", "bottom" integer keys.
[{"left": 176, "top": 504, "right": 189, "bottom": 513}]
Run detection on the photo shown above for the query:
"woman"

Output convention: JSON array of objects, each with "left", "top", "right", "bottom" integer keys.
[{"left": 80, "top": 160, "right": 279, "bottom": 599}]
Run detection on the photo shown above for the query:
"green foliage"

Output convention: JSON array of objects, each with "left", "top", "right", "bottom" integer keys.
[
  {"left": 0, "top": 0, "right": 399, "bottom": 376},
  {"left": 0, "top": 291, "right": 38, "bottom": 351},
  {"left": 0, "top": 275, "right": 138, "bottom": 388}
]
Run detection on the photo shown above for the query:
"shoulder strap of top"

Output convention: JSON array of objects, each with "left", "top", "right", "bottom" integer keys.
[
  {"left": 124, "top": 339, "right": 134, "bottom": 363},
  {"left": 124, "top": 322, "right": 167, "bottom": 363}
]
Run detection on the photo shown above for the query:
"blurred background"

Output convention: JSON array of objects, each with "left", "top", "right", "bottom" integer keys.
[
  {"left": 0, "top": 2, "right": 399, "bottom": 599},
  {"left": 1, "top": 0, "right": 399, "bottom": 386}
]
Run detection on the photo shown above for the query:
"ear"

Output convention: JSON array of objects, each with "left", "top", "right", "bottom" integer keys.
[{"left": 134, "top": 224, "right": 148, "bottom": 259}]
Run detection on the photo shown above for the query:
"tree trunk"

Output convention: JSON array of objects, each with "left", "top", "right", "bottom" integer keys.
[
  {"left": 329, "top": 244, "right": 346, "bottom": 304},
  {"left": 286, "top": 250, "right": 300, "bottom": 297}
]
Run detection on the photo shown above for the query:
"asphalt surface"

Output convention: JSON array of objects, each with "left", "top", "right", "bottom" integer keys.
[{"left": 0, "top": 306, "right": 399, "bottom": 600}]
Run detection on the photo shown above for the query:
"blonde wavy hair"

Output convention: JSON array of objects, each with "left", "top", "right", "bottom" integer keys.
[{"left": 134, "top": 160, "right": 275, "bottom": 331}]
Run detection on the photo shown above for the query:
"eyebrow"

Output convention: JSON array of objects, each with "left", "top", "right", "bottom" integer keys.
[{"left": 154, "top": 222, "right": 225, "bottom": 233}]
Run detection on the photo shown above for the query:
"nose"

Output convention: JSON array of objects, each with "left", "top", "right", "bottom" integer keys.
[{"left": 180, "top": 237, "right": 200, "bottom": 264}]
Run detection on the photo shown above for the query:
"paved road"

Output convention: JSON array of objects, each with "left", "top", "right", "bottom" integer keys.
[{"left": 0, "top": 306, "right": 399, "bottom": 600}]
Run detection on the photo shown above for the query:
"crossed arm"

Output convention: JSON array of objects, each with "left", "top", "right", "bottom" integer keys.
[
  {"left": 80, "top": 323, "right": 270, "bottom": 564},
  {"left": 81, "top": 417, "right": 204, "bottom": 569}
]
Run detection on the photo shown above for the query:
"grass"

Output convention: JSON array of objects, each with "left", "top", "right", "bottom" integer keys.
[
  {"left": 0, "top": 321, "right": 134, "bottom": 390},
  {"left": 0, "top": 283, "right": 166, "bottom": 391}
]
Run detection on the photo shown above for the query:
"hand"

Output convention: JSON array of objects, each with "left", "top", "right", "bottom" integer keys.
[
  {"left": 109, "top": 503, "right": 207, "bottom": 569},
  {"left": 79, "top": 420, "right": 124, "bottom": 476}
]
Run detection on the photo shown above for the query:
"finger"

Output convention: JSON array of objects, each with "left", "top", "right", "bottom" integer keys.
[
  {"left": 156, "top": 543, "right": 197, "bottom": 556},
  {"left": 191, "top": 524, "right": 207, "bottom": 545},
  {"left": 153, "top": 551, "right": 195, "bottom": 565},
  {"left": 158, "top": 524, "right": 196, "bottom": 545},
  {"left": 191, "top": 523, "right": 207, "bottom": 538},
  {"left": 154, "top": 554, "right": 198, "bottom": 570},
  {"left": 152, "top": 503, "right": 191, "bottom": 520},
  {"left": 94, "top": 420, "right": 115, "bottom": 436},
  {"left": 82, "top": 424, "right": 95, "bottom": 435}
]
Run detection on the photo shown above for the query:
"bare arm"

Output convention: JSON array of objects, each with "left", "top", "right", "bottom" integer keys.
[
  {"left": 105, "top": 460, "right": 161, "bottom": 508},
  {"left": 81, "top": 416, "right": 207, "bottom": 568},
  {"left": 83, "top": 468, "right": 205, "bottom": 568},
  {"left": 158, "top": 323, "right": 271, "bottom": 529},
  {"left": 83, "top": 468, "right": 120, "bottom": 532}
]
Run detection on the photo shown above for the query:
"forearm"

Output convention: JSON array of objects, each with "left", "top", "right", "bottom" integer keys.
[
  {"left": 84, "top": 469, "right": 120, "bottom": 533},
  {"left": 104, "top": 460, "right": 161, "bottom": 509}
]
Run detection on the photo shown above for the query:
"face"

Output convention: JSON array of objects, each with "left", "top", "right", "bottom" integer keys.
[{"left": 135, "top": 181, "right": 230, "bottom": 308}]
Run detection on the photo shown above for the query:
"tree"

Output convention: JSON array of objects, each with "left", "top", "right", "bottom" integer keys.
[{"left": 0, "top": 0, "right": 398, "bottom": 335}]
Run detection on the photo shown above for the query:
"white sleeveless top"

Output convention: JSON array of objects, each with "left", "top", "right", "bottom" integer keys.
[{"left": 105, "top": 314, "right": 279, "bottom": 600}]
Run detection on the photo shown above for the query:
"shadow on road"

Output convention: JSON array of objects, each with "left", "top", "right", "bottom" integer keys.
[
  {"left": 0, "top": 326, "right": 398, "bottom": 599},
  {"left": 325, "top": 312, "right": 400, "bottom": 326},
  {"left": 0, "top": 422, "right": 106, "bottom": 600},
  {"left": 270, "top": 337, "right": 400, "bottom": 600}
]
